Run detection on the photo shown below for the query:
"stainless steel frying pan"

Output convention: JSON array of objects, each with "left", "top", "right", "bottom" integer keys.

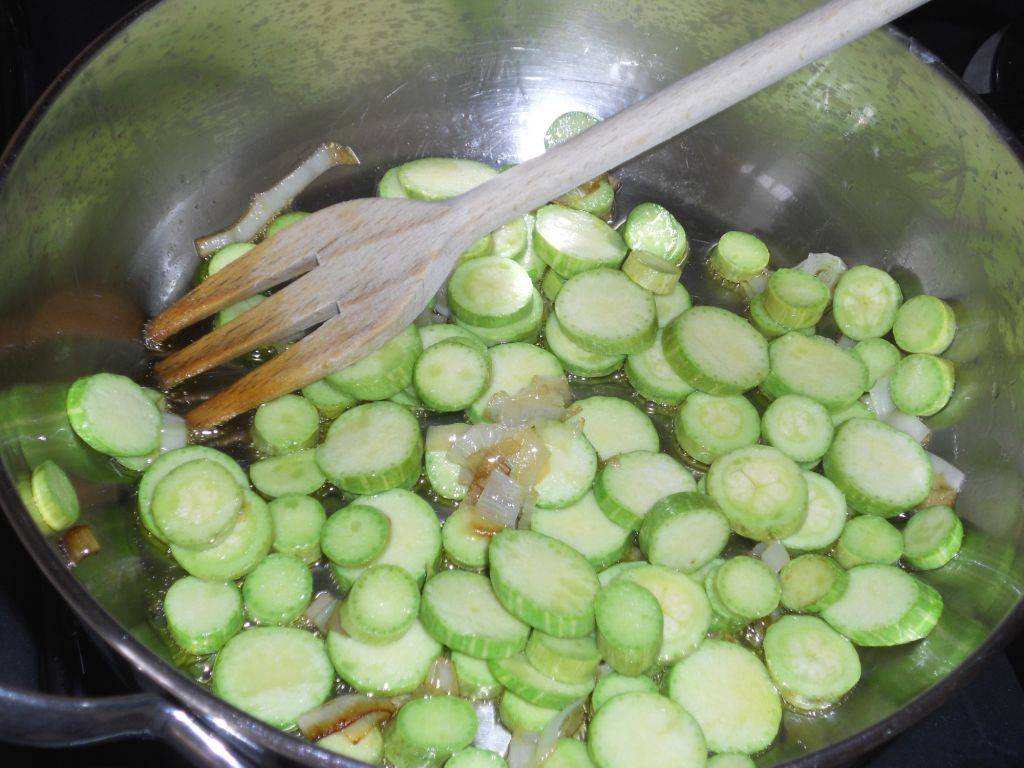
[{"left": 1, "top": 1, "right": 1023, "bottom": 765}]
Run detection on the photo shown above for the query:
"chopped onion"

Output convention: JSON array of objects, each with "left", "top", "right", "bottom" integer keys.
[
  {"left": 926, "top": 452, "right": 965, "bottom": 508},
  {"left": 475, "top": 470, "right": 525, "bottom": 530},
  {"left": 531, "top": 698, "right": 586, "bottom": 767},
  {"left": 486, "top": 376, "right": 571, "bottom": 427},
  {"left": 62, "top": 524, "right": 100, "bottom": 564},
  {"left": 753, "top": 540, "right": 790, "bottom": 573},
  {"left": 517, "top": 495, "right": 538, "bottom": 530},
  {"left": 473, "top": 699, "right": 512, "bottom": 755},
  {"left": 426, "top": 423, "right": 469, "bottom": 453},
  {"left": 505, "top": 427, "right": 551, "bottom": 490},
  {"left": 884, "top": 411, "right": 931, "bottom": 444},
  {"left": 161, "top": 413, "right": 188, "bottom": 453},
  {"left": 868, "top": 377, "right": 895, "bottom": 419},
  {"left": 195, "top": 142, "right": 359, "bottom": 256},
  {"left": 416, "top": 656, "right": 460, "bottom": 697},
  {"left": 739, "top": 270, "right": 772, "bottom": 298},
  {"left": 449, "top": 423, "right": 517, "bottom": 464},
  {"left": 298, "top": 694, "right": 398, "bottom": 741},
  {"left": 507, "top": 732, "right": 540, "bottom": 768},
  {"left": 837, "top": 335, "right": 856, "bottom": 349},
  {"left": 304, "top": 591, "right": 339, "bottom": 634},
  {"left": 335, "top": 711, "right": 392, "bottom": 745},
  {"left": 928, "top": 452, "right": 965, "bottom": 492},
  {"left": 795, "top": 252, "right": 847, "bottom": 292}
]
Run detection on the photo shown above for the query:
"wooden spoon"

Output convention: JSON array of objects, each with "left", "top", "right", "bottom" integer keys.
[{"left": 147, "top": 0, "right": 926, "bottom": 430}]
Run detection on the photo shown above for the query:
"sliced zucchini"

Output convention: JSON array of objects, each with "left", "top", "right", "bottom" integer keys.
[
  {"left": 779, "top": 554, "right": 849, "bottom": 613},
  {"left": 212, "top": 627, "right": 333, "bottom": 730},
  {"left": 242, "top": 553, "right": 313, "bottom": 626},
  {"left": 252, "top": 394, "right": 320, "bottom": 455},
  {"left": 821, "top": 564, "right": 942, "bottom": 646},
  {"left": 902, "top": 504, "right": 963, "bottom": 570},
  {"left": 530, "top": 492, "right": 631, "bottom": 570},
  {"left": 250, "top": 448, "right": 326, "bottom": 498},
  {"left": 328, "top": 620, "right": 442, "bottom": 694},
  {"left": 594, "top": 450, "right": 697, "bottom": 531},
  {"left": 638, "top": 492, "right": 730, "bottom": 574},
  {"left": 533, "top": 205, "right": 626, "bottom": 277},
  {"left": 330, "top": 488, "right": 441, "bottom": 587},
  {"left": 823, "top": 418, "right": 932, "bottom": 517},
  {"left": 588, "top": 692, "right": 707, "bottom": 768},
  {"left": 674, "top": 392, "right": 760, "bottom": 465},
  {"left": 164, "top": 576, "right": 243, "bottom": 655},
  {"left": 619, "top": 564, "right": 711, "bottom": 663},
  {"left": 420, "top": 569, "right": 530, "bottom": 659},
  {"left": 488, "top": 529, "right": 600, "bottom": 638},
  {"left": 706, "top": 445, "right": 808, "bottom": 541},
  {"left": 568, "top": 396, "right": 659, "bottom": 462},
  {"left": 554, "top": 268, "right": 657, "bottom": 355},
  {"left": 667, "top": 639, "right": 781, "bottom": 754},
  {"left": 663, "top": 306, "right": 769, "bottom": 395},
  {"left": 763, "top": 615, "right": 860, "bottom": 710},
  {"left": 316, "top": 402, "right": 423, "bottom": 494}
]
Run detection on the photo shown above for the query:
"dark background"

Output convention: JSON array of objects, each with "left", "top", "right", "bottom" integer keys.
[{"left": 1, "top": 0, "right": 1023, "bottom": 766}]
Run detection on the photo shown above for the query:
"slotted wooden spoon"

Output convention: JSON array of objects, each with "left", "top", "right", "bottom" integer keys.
[{"left": 148, "top": 0, "right": 926, "bottom": 430}]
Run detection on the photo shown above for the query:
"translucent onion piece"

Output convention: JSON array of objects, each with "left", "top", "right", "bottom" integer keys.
[
  {"left": 531, "top": 698, "right": 586, "bottom": 767},
  {"left": 461, "top": 501, "right": 506, "bottom": 538},
  {"left": 161, "top": 413, "right": 189, "bottom": 453},
  {"left": 62, "top": 524, "right": 100, "bottom": 564},
  {"left": 868, "top": 377, "right": 895, "bottom": 419},
  {"left": 753, "top": 539, "right": 790, "bottom": 573},
  {"left": 336, "top": 711, "right": 392, "bottom": 745},
  {"left": 486, "top": 376, "right": 571, "bottom": 427},
  {"left": 506, "top": 427, "right": 551, "bottom": 490},
  {"left": 453, "top": 422, "right": 552, "bottom": 509},
  {"left": 929, "top": 450, "right": 966, "bottom": 493},
  {"left": 507, "top": 732, "right": 541, "bottom": 768},
  {"left": 304, "top": 591, "right": 339, "bottom": 634},
  {"left": 449, "top": 423, "right": 517, "bottom": 465},
  {"left": 517, "top": 496, "right": 538, "bottom": 530},
  {"left": 195, "top": 142, "right": 359, "bottom": 256},
  {"left": 795, "top": 252, "right": 848, "bottom": 292},
  {"left": 885, "top": 411, "right": 931, "bottom": 445},
  {"left": 739, "top": 270, "right": 772, "bottom": 298},
  {"left": 476, "top": 470, "right": 525, "bottom": 530},
  {"left": 298, "top": 693, "right": 398, "bottom": 741},
  {"left": 474, "top": 699, "right": 513, "bottom": 755},
  {"left": 426, "top": 423, "right": 470, "bottom": 454},
  {"left": 418, "top": 656, "right": 459, "bottom": 697}
]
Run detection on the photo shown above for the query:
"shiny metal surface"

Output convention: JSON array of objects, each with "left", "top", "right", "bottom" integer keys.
[
  {"left": 0, "top": 686, "right": 249, "bottom": 768},
  {"left": 0, "top": 0, "right": 1023, "bottom": 766}
]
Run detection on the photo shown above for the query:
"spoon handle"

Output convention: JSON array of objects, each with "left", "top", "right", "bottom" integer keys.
[{"left": 460, "top": 0, "right": 926, "bottom": 227}]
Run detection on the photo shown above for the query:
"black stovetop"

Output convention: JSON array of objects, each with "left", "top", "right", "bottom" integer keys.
[{"left": 1, "top": 1, "right": 1024, "bottom": 766}]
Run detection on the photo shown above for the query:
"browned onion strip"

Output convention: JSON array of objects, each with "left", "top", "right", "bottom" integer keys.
[
  {"left": 336, "top": 711, "right": 393, "bottom": 744},
  {"left": 195, "top": 142, "right": 359, "bottom": 257},
  {"left": 298, "top": 694, "right": 398, "bottom": 741},
  {"left": 62, "top": 524, "right": 100, "bottom": 564}
]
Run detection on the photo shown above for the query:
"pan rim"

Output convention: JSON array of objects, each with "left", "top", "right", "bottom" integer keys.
[{"left": 0, "top": 4, "right": 1022, "bottom": 767}]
